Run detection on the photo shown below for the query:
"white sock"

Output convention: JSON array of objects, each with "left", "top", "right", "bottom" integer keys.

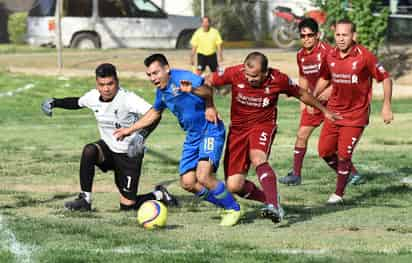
[
  {"left": 82, "top": 191, "right": 92, "bottom": 203},
  {"left": 153, "top": 190, "right": 163, "bottom": 200}
]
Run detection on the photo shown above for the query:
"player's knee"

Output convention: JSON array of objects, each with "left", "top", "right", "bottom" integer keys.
[
  {"left": 180, "top": 177, "right": 196, "bottom": 192},
  {"left": 196, "top": 173, "right": 213, "bottom": 186},
  {"left": 226, "top": 180, "right": 243, "bottom": 193},
  {"left": 82, "top": 143, "right": 99, "bottom": 162},
  {"left": 250, "top": 156, "right": 265, "bottom": 167},
  {"left": 296, "top": 131, "right": 309, "bottom": 144}
]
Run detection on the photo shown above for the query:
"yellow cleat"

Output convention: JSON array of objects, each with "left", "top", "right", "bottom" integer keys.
[{"left": 219, "top": 209, "right": 242, "bottom": 226}]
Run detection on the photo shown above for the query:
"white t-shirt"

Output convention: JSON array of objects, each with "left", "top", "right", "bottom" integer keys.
[{"left": 78, "top": 87, "right": 152, "bottom": 153}]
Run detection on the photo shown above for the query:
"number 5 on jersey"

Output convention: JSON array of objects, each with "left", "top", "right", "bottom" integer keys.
[{"left": 259, "top": 132, "right": 268, "bottom": 146}]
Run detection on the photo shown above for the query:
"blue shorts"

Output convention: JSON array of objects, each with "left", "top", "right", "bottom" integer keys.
[{"left": 179, "top": 121, "right": 225, "bottom": 175}]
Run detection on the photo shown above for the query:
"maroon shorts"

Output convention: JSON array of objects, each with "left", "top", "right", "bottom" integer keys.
[
  {"left": 299, "top": 101, "right": 327, "bottom": 127},
  {"left": 224, "top": 125, "right": 276, "bottom": 178},
  {"left": 318, "top": 120, "right": 364, "bottom": 159}
]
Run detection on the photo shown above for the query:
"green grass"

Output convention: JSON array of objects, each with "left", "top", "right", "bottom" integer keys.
[{"left": 0, "top": 71, "right": 412, "bottom": 262}]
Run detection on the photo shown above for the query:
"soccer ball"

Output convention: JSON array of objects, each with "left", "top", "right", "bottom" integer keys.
[{"left": 137, "top": 200, "right": 168, "bottom": 229}]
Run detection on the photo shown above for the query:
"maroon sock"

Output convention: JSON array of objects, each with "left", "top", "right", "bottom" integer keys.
[
  {"left": 336, "top": 159, "right": 351, "bottom": 196},
  {"left": 256, "top": 162, "right": 278, "bottom": 206},
  {"left": 293, "top": 147, "right": 306, "bottom": 177},
  {"left": 323, "top": 154, "right": 338, "bottom": 172},
  {"left": 238, "top": 180, "right": 266, "bottom": 203}
]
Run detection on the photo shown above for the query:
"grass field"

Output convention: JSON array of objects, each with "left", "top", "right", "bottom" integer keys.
[{"left": 0, "top": 70, "right": 412, "bottom": 263}]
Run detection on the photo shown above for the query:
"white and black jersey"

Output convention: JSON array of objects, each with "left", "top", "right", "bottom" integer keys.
[{"left": 78, "top": 87, "right": 151, "bottom": 153}]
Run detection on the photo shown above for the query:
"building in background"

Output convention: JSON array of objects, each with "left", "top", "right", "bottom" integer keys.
[{"left": 152, "top": 0, "right": 194, "bottom": 16}]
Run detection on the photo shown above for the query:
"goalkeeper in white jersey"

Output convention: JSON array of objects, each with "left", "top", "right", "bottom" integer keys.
[{"left": 41, "top": 63, "right": 178, "bottom": 211}]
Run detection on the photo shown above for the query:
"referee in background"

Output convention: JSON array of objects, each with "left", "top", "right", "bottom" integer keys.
[{"left": 190, "top": 16, "right": 223, "bottom": 75}]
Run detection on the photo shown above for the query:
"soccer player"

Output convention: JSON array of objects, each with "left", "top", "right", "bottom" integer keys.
[
  {"left": 190, "top": 16, "right": 223, "bottom": 75},
  {"left": 41, "top": 63, "right": 177, "bottom": 212},
  {"left": 114, "top": 54, "right": 242, "bottom": 226},
  {"left": 206, "top": 52, "right": 340, "bottom": 223},
  {"left": 279, "top": 18, "right": 362, "bottom": 186},
  {"left": 313, "top": 19, "right": 393, "bottom": 204}
]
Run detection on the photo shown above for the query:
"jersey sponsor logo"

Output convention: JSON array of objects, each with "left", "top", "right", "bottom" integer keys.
[
  {"left": 302, "top": 64, "right": 321, "bottom": 74},
  {"left": 236, "top": 93, "right": 270, "bottom": 108},
  {"left": 331, "top": 73, "right": 352, "bottom": 84}
]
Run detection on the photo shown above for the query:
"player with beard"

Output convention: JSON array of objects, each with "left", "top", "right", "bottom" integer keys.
[{"left": 206, "top": 52, "right": 341, "bottom": 223}]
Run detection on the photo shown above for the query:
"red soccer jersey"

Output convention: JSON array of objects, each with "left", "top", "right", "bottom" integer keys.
[
  {"left": 319, "top": 44, "right": 390, "bottom": 127},
  {"left": 297, "top": 41, "right": 332, "bottom": 91},
  {"left": 211, "top": 64, "right": 300, "bottom": 129}
]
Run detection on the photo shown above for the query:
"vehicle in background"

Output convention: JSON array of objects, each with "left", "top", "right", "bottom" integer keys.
[
  {"left": 26, "top": 0, "right": 200, "bottom": 49},
  {"left": 272, "top": 6, "right": 326, "bottom": 49}
]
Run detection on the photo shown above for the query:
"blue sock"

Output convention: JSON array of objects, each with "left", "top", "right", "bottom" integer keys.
[
  {"left": 196, "top": 187, "right": 223, "bottom": 207},
  {"left": 210, "top": 181, "right": 240, "bottom": 211}
]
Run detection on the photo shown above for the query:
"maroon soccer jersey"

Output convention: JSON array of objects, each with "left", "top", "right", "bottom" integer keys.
[
  {"left": 211, "top": 64, "right": 300, "bottom": 129},
  {"left": 319, "top": 44, "right": 389, "bottom": 127},
  {"left": 297, "top": 41, "right": 332, "bottom": 91}
]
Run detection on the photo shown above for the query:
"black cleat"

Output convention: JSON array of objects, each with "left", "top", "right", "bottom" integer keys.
[
  {"left": 279, "top": 171, "right": 302, "bottom": 186},
  {"left": 64, "top": 193, "right": 91, "bottom": 211},
  {"left": 260, "top": 204, "right": 284, "bottom": 224},
  {"left": 155, "top": 185, "right": 179, "bottom": 207}
]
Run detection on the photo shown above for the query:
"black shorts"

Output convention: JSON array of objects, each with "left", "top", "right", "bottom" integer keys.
[
  {"left": 197, "top": 53, "right": 218, "bottom": 72},
  {"left": 94, "top": 140, "right": 143, "bottom": 201}
]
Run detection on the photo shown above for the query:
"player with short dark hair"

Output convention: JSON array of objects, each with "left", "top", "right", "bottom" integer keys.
[
  {"left": 190, "top": 16, "right": 223, "bottom": 75},
  {"left": 279, "top": 18, "right": 361, "bottom": 186},
  {"left": 114, "top": 54, "right": 242, "bottom": 227},
  {"left": 206, "top": 51, "right": 340, "bottom": 223},
  {"left": 314, "top": 19, "right": 393, "bottom": 204},
  {"left": 41, "top": 63, "right": 177, "bottom": 212}
]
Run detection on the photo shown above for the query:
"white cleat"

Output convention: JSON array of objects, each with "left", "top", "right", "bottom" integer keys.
[{"left": 327, "top": 193, "right": 343, "bottom": 204}]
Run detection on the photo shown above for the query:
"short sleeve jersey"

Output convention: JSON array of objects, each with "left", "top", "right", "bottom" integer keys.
[
  {"left": 78, "top": 87, "right": 151, "bottom": 153},
  {"left": 211, "top": 64, "right": 300, "bottom": 129},
  {"left": 297, "top": 41, "right": 332, "bottom": 91},
  {"left": 319, "top": 44, "right": 390, "bottom": 127},
  {"left": 152, "top": 69, "right": 207, "bottom": 133},
  {"left": 190, "top": 27, "right": 223, "bottom": 56}
]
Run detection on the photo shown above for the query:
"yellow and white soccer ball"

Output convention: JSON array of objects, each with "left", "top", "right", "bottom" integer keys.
[{"left": 137, "top": 200, "right": 168, "bottom": 229}]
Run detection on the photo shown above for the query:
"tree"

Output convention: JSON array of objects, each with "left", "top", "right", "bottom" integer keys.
[{"left": 313, "top": 0, "right": 389, "bottom": 54}]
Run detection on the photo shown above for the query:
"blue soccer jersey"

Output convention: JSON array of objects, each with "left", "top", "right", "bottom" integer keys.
[
  {"left": 153, "top": 69, "right": 208, "bottom": 132},
  {"left": 152, "top": 69, "right": 225, "bottom": 175}
]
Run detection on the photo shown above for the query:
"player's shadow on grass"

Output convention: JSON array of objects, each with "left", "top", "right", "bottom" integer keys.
[
  {"left": 279, "top": 184, "right": 411, "bottom": 227},
  {"left": 0, "top": 193, "right": 75, "bottom": 209}
]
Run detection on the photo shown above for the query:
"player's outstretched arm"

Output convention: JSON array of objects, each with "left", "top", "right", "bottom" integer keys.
[
  {"left": 381, "top": 78, "right": 394, "bottom": 124},
  {"left": 114, "top": 108, "right": 161, "bottom": 141},
  {"left": 297, "top": 88, "right": 342, "bottom": 122},
  {"left": 312, "top": 77, "right": 330, "bottom": 98},
  {"left": 41, "top": 97, "right": 81, "bottom": 117}
]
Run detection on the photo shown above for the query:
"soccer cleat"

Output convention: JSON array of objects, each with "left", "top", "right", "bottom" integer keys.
[
  {"left": 327, "top": 193, "right": 343, "bottom": 204},
  {"left": 260, "top": 204, "right": 284, "bottom": 223},
  {"left": 348, "top": 173, "right": 364, "bottom": 185},
  {"left": 64, "top": 193, "right": 91, "bottom": 211},
  {"left": 279, "top": 171, "right": 302, "bottom": 186},
  {"left": 219, "top": 208, "right": 242, "bottom": 226},
  {"left": 155, "top": 185, "right": 179, "bottom": 207}
]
